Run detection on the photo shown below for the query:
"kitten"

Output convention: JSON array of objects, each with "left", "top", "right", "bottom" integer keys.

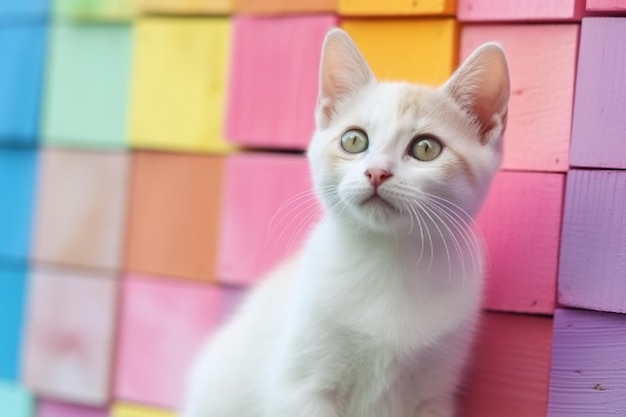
[{"left": 182, "top": 29, "right": 509, "bottom": 417}]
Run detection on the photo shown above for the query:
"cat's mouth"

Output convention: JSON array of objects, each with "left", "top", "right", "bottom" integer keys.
[{"left": 361, "top": 193, "right": 397, "bottom": 211}]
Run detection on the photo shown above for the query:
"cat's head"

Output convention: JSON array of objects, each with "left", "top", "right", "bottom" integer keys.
[{"left": 308, "top": 29, "right": 510, "bottom": 235}]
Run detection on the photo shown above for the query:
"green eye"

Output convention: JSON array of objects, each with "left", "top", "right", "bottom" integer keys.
[
  {"left": 340, "top": 129, "right": 369, "bottom": 154},
  {"left": 410, "top": 136, "right": 443, "bottom": 161}
]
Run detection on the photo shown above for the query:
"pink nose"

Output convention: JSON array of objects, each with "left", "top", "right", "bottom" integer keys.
[{"left": 365, "top": 168, "right": 393, "bottom": 188}]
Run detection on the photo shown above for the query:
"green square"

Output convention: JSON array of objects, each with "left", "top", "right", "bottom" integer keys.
[
  {"left": 0, "top": 381, "right": 34, "bottom": 417},
  {"left": 42, "top": 23, "right": 132, "bottom": 149}
]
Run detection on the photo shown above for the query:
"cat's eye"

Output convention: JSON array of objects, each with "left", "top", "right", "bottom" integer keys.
[
  {"left": 340, "top": 129, "right": 369, "bottom": 154},
  {"left": 410, "top": 136, "right": 443, "bottom": 161}
]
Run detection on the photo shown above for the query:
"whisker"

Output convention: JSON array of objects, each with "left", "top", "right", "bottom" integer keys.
[{"left": 419, "top": 202, "right": 452, "bottom": 279}]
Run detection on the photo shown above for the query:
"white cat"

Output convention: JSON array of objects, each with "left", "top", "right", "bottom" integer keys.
[{"left": 182, "top": 29, "right": 509, "bottom": 417}]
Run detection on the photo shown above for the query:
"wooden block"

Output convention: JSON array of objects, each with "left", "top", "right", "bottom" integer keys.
[
  {"left": 0, "top": 261, "right": 29, "bottom": 381},
  {"left": 0, "top": 24, "right": 46, "bottom": 146},
  {"left": 570, "top": 18, "right": 626, "bottom": 169},
  {"left": 0, "top": 148, "right": 38, "bottom": 261},
  {"left": 115, "top": 274, "right": 220, "bottom": 408},
  {"left": 38, "top": 400, "right": 108, "bottom": 417},
  {"left": 129, "top": 17, "right": 232, "bottom": 154},
  {"left": 218, "top": 153, "right": 313, "bottom": 285},
  {"left": 458, "top": 0, "right": 585, "bottom": 21},
  {"left": 138, "top": 0, "right": 231, "bottom": 14},
  {"left": 32, "top": 149, "right": 130, "bottom": 271},
  {"left": 125, "top": 152, "right": 223, "bottom": 282},
  {"left": 0, "top": 382, "right": 34, "bottom": 417},
  {"left": 22, "top": 265, "right": 118, "bottom": 405},
  {"left": 341, "top": 19, "right": 458, "bottom": 86},
  {"left": 54, "top": 0, "right": 135, "bottom": 21},
  {"left": 0, "top": 0, "right": 48, "bottom": 18},
  {"left": 461, "top": 24, "right": 579, "bottom": 172},
  {"left": 559, "top": 170, "right": 626, "bottom": 314},
  {"left": 42, "top": 23, "right": 132, "bottom": 149},
  {"left": 235, "top": 0, "right": 336, "bottom": 14},
  {"left": 476, "top": 171, "right": 565, "bottom": 314},
  {"left": 112, "top": 402, "right": 175, "bottom": 417},
  {"left": 586, "top": 0, "right": 626, "bottom": 12},
  {"left": 461, "top": 312, "right": 553, "bottom": 417},
  {"left": 547, "top": 309, "right": 626, "bottom": 417},
  {"left": 339, "top": 0, "right": 454, "bottom": 15},
  {"left": 225, "top": 15, "right": 336, "bottom": 150}
]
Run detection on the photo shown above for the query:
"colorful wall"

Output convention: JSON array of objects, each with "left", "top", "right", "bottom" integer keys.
[{"left": 1, "top": 0, "right": 625, "bottom": 416}]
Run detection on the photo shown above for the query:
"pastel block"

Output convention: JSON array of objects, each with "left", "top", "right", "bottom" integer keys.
[
  {"left": 570, "top": 18, "right": 626, "bottom": 169},
  {"left": 42, "top": 23, "right": 132, "bottom": 149},
  {"left": 115, "top": 274, "right": 220, "bottom": 408},
  {"left": 341, "top": 19, "right": 458, "bottom": 85},
  {"left": 225, "top": 15, "right": 336, "bottom": 150},
  {"left": 22, "top": 265, "right": 118, "bottom": 405},
  {"left": 0, "top": 262, "right": 29, "bottom": 381},
  {"left": 129, "top": 17, "right": 232, "bottom": 154},
  {"left": 458, "top": 0, "right": 585, "bottom": 21},
  {"left": 461, "top": 312, "right": 553, "bottom": 417},
  {"left": 0, "top": 382, "right": 34, "bottom": 417},
  {"left": 54, "top": 0, "right": 135, "bottom": 20},
  {"left": 32, "top": 149, "right": 130, "bottom": 271},
  {"left": 476, "top": 171, "right": 565, "bottom": 314},
  {"left": 0, "top": 148, "right": 38, "bottom": 261},
  {"left": 0, "top": 0, "right": 48, "bottom": 18},
  {"left": 218, "top": 286, "right": 247, "bottom": 324},
  {"left": 235, "top": 0, "right": 336, "bottom": 14},
  {"left": 218, "top": 153, "right": 313, "bottom": 285},
  {"left": 138, "top": 0, "right": 231, "bottom": 14},
  {"left": 559, "top": 170, "right": 626, "bottom": 314},
  {"left": 547, "top": 309, "right": 626, "bottom": 417},
  {"left": 339, "top": 0, "right": 454, "bottom": 15},
  {"left": 0, "top": 24, "right": 46, "bottom": 146},
  {"left": 112, "top": 403, "right": 174, "bottom": 417},
  {"left": 461, "top": 24, "right": 579, "bottom": 172},
  {"left": 38, "top": 400, "right": 108, "bottom": 417},
  {"left": 586, "top": 0, "right": 626, "bottom": 11},
  {"left": 125, "top": 152, "right": 223, "bottom": 282}
]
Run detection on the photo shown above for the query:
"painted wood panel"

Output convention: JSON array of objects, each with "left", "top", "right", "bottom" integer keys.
[
  {"left": 586, "top": 0, "right": 626, "bottom": 11},
  {"left": 137, "top": 0, "right": 231, "bottom": 14},
  {"left": 112, "top": 403, "right": 174, "bottom": 417},
  {"left": 338, "top": 0, "right": 454, "bottom": 15},
  {"left": 37, "top": 401, "right": 108, "bottom": 417},
  {"left": 54, "top": 0, "right": 135, "bottom": 20},
  {"left": 0, "top": 261, "right": 29, "bottom": 381},
  {"left": 559, "top": 170, "right": 626, "bottom": 314},
  {"left": 235, "top": 0, "right": 336, "bottom": 14},
  {"left": 0, "top": 382, "right": 34, "bottom": 417},
  {"left": 0, "top": 0, "right": 48, "bottom": 18},
  {"left": 458, "top": 0, "right": 585, "bottom": 21},
  {"left": 461, "top": 24, "right": 579, "bottom": 172}
]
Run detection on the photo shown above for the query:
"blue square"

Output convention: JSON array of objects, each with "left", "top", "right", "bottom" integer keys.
[
  {"left": 0, "top": 0, "right": 49, "bottom": 20},
  {"left": 0, "top": 23, "right": 47, "bottom": 146},
  {"left": 0, "top": 149, "right": 38, "bottom": 260},
  {"left": 0, "top": 261, "right": 29, "bottom": 381}
]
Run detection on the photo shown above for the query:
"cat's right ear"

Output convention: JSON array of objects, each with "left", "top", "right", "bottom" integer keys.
[{"left": 317, "top": 29, "right": 375, "bottom": 129}]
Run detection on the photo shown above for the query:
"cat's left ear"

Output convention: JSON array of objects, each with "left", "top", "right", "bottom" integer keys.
[{"left": 442, "top": 43, "right": 510, "bottom": 146}]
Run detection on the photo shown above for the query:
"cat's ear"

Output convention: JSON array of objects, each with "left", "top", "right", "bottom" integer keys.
[
  {"left": 317, "top": 29, "right": 375, "bottom": 128},
  {"left": 442, "top": 43, "right": 510, "bottom": 146}
]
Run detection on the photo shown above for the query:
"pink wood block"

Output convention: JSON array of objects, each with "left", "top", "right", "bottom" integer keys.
[
  {"left": 115, "top": 274, "right": 221, "bottom": 409},
  {"left": 569, "top": 18, "right": 626, "bottom": 169},
  {"left": 461, "top": 312, "right": 553, "bottom": 417},
  {"left": 458, "top": 0, "right": 585, "bottom": 21},
  {"left": 218, "top": 153, "right": 315, "bottom": 285},
  {"left": 22, "top": 265, "right": 118, "bottom": 405},
  {"left": 38, "top": 400, "right": 108, "bottom": 417},
  {"left": 32, "top": 149, "right": 130, "bottom": 270},
  {"left": 461, "top": 25, "right": 579, "bottom": 172},
  {"left": 558, "top": 170, "right": 626, "bottom": 314},
  {"left": 225, "top": 15, "right": 337, "bottom": 150},
  {"left": 476, "top": 171, "right": 565, "bottom": 314},
  {"left": 586, "top": 0, "right": 626, "bottom": 11}
]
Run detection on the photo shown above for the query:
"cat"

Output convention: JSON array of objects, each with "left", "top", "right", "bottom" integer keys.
[{"left": 182, "top": 28, "right": 510, "bottom": 417}]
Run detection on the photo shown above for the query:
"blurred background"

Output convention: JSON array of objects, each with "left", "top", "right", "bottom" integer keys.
[{"left": 1, "top": 0, "right": 625, "bottom": 416}]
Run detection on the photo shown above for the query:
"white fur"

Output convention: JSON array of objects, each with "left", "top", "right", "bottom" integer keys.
[{"left": 182, "top": 30, "right": 509, "bottom": 417}]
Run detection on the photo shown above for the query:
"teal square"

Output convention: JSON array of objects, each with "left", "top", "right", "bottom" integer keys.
[
  {"left": 0, "top": 262, "right": 29, "bottom": 381},
  {"left": 0, "top": 381, "right": 34, "bottom": 417},
  {"left": 42, "top": 23, "right": 132, "bottom": 149}
]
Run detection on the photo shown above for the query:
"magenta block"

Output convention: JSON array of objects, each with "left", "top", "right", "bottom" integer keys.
[
  {"left": 476, "top": 171, "right": 565, "bottom": 314},
  {"left": 586, "top": 0, "right": 626, "bottom": 12},
  {"left": 570, "top": 18, "right": 626, "bottom": 169},
  {"left": 225, "top": 15, "right": 337, "bottom": 150},
  {"left": 458, "top": 0, "right": 585, "bottom": 21},
  {"left": 218, "top": 153, "right": 314, "bottom": 285},
  {"left": 547, "top": 309, "right": 626, "bottom": 417},
  {"left": 38, "top": 400, "right": 108, "bottom": 417},
  {"left": 115, "top": 274, "right": 221, "bottom": 409},
  {"left": 559, "top": 170, "right": 626, "bottom": 314}
]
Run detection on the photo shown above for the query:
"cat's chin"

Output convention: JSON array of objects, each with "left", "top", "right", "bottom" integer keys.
[{"left": 342, "top": 196, "right": 408, "bottom": 234}]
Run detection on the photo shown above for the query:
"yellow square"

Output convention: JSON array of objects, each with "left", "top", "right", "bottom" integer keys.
[
  {"left": 129, "top": 17, "right": 234, "bottom": 154},
  {"left": 137, "top": 0, "right": 232, "bottom": 14},
  {"left": 341, "top": 19, "right": 459, "bottom": 86},
  {"left": 339, "top": 0, "right": 455, "bottom": 15},
  {"left": 111, "top": 403, "right": 175, "bottom": 417}
]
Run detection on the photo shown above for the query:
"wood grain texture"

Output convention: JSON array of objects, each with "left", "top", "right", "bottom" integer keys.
[
  {"left": 0, "top": 262, "right": 29, "bottom": 381},
  {"left": 137, "top": 0, "right": 230, "bottom": 14},
  {"left": 547, "top": 309, "right": 626, "bottom": 417},
  {"left": 569, "top": 18, "right": 626, "bottom": 169},
  {"left": 38, "top": 400, "right": 108, "bottom": 417},
  {"left": 461, "top": 312, "right": 553, "bottom": 417},
  {"left": 458, "top": 0, "right": 585, "bottom": 21},
  {"left": 112, "top": 403, "right": 174, "bottom": 417},
  {"left": 125, "top": 152, "right": 223, "bottom": 282},
  {"left": 476, "top": 171, "right": 564, "bottom": 314},
  {"left": 32, "top": 150, "right": 130, "bottom": 271},
  {"left": 225, "top": 15, "right": 336, "bottom": 150},
  {"left": 0, "top": 382, "right": 34, "bottom": 417},
  {"left": 114, "top": 274, "right": 220, "bottom": 409},
  {"left": 341, "top": 18, "right": 458, "bottom": 85},
  {"left": 338, "top": 0, "right": 454, "bottom": 15},
  {"left": 235, "top": 0, "right": 336, "bottom": 14},
  {"left": 558, "top": 170, "right": 626, "bottom": 314},
  {"left": 218, "top": 153, "right": 314, "bottom": 285},
  {"left": 22, "top": 265, "right": 118, "bottom": 405},
  {"left": 586, "top": 0, "right": 626, "bottom": 11},
  {"left": 461, "top": 24, "right": 578, "bottom": 172}
]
